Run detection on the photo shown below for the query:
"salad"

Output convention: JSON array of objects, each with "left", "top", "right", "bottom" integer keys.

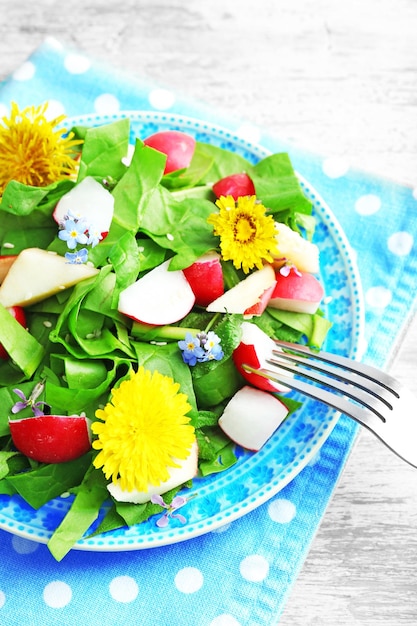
[{"left": 0, "top": 103, "right": 331, "bottom": 560}]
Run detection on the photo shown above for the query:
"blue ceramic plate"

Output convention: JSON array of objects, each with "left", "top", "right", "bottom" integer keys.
[{"left": 0, "top": 112, "right": 365, "bottom": 551}]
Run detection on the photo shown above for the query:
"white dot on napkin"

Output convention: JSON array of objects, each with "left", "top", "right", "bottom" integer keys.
[
  {"left": 209, "top": 615, "right": 242, "bottom": 626},
  {"left": 365, "top": 286, "right": 392, "bottom": 309},
  {"left": 235, "top": 123, "right": 262, "bottom": 145},
  {"left": 109, "top": 575, "right": 139, "bottom": 603},
  {"left": 43, "top": 581, "right": 72, "bottom": 609},
  {"left": 355, "top": 194, "right": 382, "bottom": 216},
  {"left": 174, "top": 566, "right": 204, "bottom": 594},
  {"left": 11, "top": 535, "right": 39, "bottom": 554},
  {"left": 12, "top": 61, "right": 35, "bottom": 82},
  {"left": 387, "top": 231, "right": 414, "bottom": 256},
  {"left": 0, "top": 590, "right": 5, "bottom": 609},
  {"left": 94, "top": 93, "right": 121, "bottom": 115},
  {"left": 211, "top": 522, "right": 232, "bottom": 534},
  {"left": 64, "top": 53, "right": 91, "bottom": 75},
  {"left": 148, "top": 88, "right": 176, "bottom": 110},
  {"left": 322, "top": 156, "right": 350, "bottom": 179},
  {"left": 239, "top": 554, "right": 270, "bottom": 582},
  {"left": 267, "top": 498, "right": 296, "bottom": 524}
]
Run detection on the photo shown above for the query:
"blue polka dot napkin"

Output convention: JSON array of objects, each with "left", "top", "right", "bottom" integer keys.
[{"left": 0, "top": 37, "right": 416, "bottom": 626}]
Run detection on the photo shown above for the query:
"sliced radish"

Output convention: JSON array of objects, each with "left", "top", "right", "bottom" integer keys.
[
  {"left": 0, "top": 305, "right": 27, "bottom": 360},
  {"left": 118, "top": 259, "right": 196, "bottom": 325},
  {"left": 273, "top": 222, "right": 320, "bottom": 274},
  {"left": 212, "top": 173, "right": 255, "bottom": 200},
  {"left": 107, "top": 439, "right": 198, "bottom": 504},
  {"left": 206, "top": 264, "right": 276, "bottom": 315},
  {"left": 53, "top": 176, "right": 114, "bottom": 239},
  {"left": 269, "top": 269, "right": 324, "bottom": 314},
  {"left": 218, "top": 386, "right": 288, "bottom": 451},
  {"left": 183, "top": 251, "right": 224, "bottom": 307},
  {"left": 233, "top": 321, "right": 290, "bottom": 393},
  {"left": 143, "top": 130, "right": 196, "bottom": 175},
  {"left": 0, "top": 248, "right": 99, "bottom": 308},
  {"left": 9, "top": 414, "right": 92, "bottom": 463},
  {"left": 243, "top": 282, "right": 276, "bottom": 319}
]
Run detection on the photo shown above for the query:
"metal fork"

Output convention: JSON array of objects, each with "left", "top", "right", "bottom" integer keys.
[{"left": 242, "top": 340, "right": 417, "bottom": 469}]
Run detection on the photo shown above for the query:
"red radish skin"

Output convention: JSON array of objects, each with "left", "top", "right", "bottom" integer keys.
[
  {"left": 0, "top": 306, "right": 26, "bottom": 360},
  {"left": 269, "top": 269, "right": 324, "bottom": 314},
  {"left": 143, "top": 130, "right": 196, "bottom": 175},
  {"left": 243, "top": 282, "right": 276, "bottom": 319},
  {"left": 233, "top": 321, "right": 290, "bottom": 393},
  {"left": 218, "top": 385, "right": 289, "bottom": 451},
  {"left": 9, "top": 414, "right": 92, "bottom": 463},
  {"left": 118, "top": 259, "right": 196, "bottom": 326},
  {"left": 183, "top": 252, "right": 224, "bottom": 307},
  {"left": 212, "top": 173, "right": 255, "bottom": 200}
]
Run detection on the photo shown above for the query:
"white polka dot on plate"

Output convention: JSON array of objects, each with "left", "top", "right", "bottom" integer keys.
[
  {"left": 64, "top": 53, "right": 91, "bottom": 74},
  {"left": 235, "top": 123, "right": 262, "bottom": 145},
  {"left": 12, "top": 535, "right": 39, "bottom": 554},
  {"left": 268, "top": 498, "right": 296, "bottom": 524},
  {"left": 12, "top": 61, "right": 36, "bottom": 81},
  {"left": 109, "top": 575, "right": 139, "bottom": 603},
  {"left": 365, "top": 286, "right": 392, "bottom": 309},
  {"left": 0, "top": 590, "right": 5, "bottom": 609},
  {"left": 174, "top": 566, "right": 204, "bottom": 593},
  {"left": 355, "top": 194, "right": 381, "bottom": 216},
  {"left": 43, "top": 581, "right": 72, "bottom": 609},
  {"left": 387, "top": 231, "right": 414, "bottom": 256},
  {"left": 322, "top": 156, "right": 350, "bottom": 179},
  {"left": 239, "top": 554, "right": 269, "bottom": 582},
  {"left": 209, "top": 615, "right": 242, "bottom": 626},
  {"left": 94, "top": 93, "right": 121, "bottom": 115},
  {"left": 148, "top": 88, "right": 176, "bottom": 110}
]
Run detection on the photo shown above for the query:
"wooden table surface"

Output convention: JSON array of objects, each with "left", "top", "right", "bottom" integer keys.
[{"left": 1, "top": 1, "right": 416, "bottom": 624}]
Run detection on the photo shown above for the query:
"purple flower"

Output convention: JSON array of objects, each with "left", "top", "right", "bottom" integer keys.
[
  {"left": 151, "top": 494, "right": 188, "bottom": 528},
  {"left": 12, "top": 381, "right": 50, "bottom": 417}
]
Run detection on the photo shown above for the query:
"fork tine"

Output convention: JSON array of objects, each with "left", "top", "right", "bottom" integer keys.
[
  {"left": 242, "top": 363, "right": 386, "bottom": 433},
  {"left": 269, "top": 350, "right": 394, "bottom": 413},
  {"left": 273, "top": 340, "right": 401, "bottom": 396}
]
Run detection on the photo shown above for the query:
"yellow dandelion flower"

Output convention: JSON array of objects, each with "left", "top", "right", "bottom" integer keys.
[
  {"left": 208, "top": 195, "right": 278, "bottom": 274},
  {"left": 92, "top": 366, "right": 195, "bottom": 493},
  {"left": 0, "top": 101, "right": 82, "bottom": 195}
]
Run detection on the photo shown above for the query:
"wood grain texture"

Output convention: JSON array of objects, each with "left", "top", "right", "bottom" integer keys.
[{"left": 1, "top": 2, "right": 417, "bottom": 624}]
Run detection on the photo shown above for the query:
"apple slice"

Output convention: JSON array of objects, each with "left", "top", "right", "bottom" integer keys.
[
  {"left": 107, "top": 439, "right": 198, "bottom": 504},
  {"left": 273, "top": 222, "right": 320, "bottom": 274},
  {"left": 143, "top": 130, "right": 196, "bottom": 175},
  {"left": 218, "top": 386, "right": 288, "bottom": 451},
  {"left": 0, "top": 306, "right": 26, "bottom": 360},
  {"left": 53, "top": 176, "right": 114, "bottom": 239},
  {"left": 212, "top": 173, "right": 255, "bottom": 200},
  {"left": 269, "top": 269, "right": 324, "bottom": 314},
  {"left": 183, "top": 251, "right": 224, "bottom": 307},
  {"left": 0, "top": 254, "right": 17, "bottom": 284},
  {"left": 9, "top": 414, "right": 92, "bottom": 463},
  {"left": 233, "top": 321, "right": 290, "bottom": 393},
  {"left": 0, "top": 248, "right": 99, "bottom": 308},
  {"left": 206, "top": 264, "right": 276, "bottom": 316},
  {"left": 242, "top": 282, "right": 275, "bottom": 319},
  {"left": 118, "top": 259, "right": 196, "bottom": 325}
]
